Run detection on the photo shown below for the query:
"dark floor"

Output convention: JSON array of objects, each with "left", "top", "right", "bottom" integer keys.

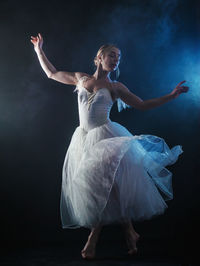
[{"left": 1, "top": 238, "right": 199, "bottom": 266}]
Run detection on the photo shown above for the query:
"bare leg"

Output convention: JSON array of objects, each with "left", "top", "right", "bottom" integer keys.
[
  {"left": 122, "top": 221, "right": 140, "bottom": 254},
  {"left": 81, "top": 225, "right": 102, "bottom": 259}
]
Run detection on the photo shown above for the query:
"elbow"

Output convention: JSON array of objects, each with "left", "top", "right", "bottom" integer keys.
[
  {"left": 47, "top": 72, "right": 53, "bottom": 79},
  {"left": 48, "top": 70, "right": 57, "bottom": 79},
  {"left": 140, "top": 102, "right": 148, "bottom": 111},
  {"left": 133, "top": 101, "right": 147, "bottom": 111}
]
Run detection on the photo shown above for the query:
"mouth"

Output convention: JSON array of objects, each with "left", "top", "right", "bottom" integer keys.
[{"left": 111, "top": 64, "right": 117, "bottom": 69}]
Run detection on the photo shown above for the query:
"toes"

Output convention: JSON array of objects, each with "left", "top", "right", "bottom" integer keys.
[
  {"left": 128, "top": 247, "right": 138, "bottom": 255},
  {"left": 136, "top": 234, "right": 140, "bottom": 241},
  {"left": 81, "top": 248, "right": 95, "bottom": 260},
  {"left": 81, "top": 251, "right": 95, "bottom": 260}
]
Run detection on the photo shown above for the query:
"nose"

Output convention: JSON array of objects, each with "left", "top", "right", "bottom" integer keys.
[
  {"left": 115, "top": 61, "right": 119, "bottom": 67},
  {"left": 113, "top": 58, "right": 119, "bottom": 64}
]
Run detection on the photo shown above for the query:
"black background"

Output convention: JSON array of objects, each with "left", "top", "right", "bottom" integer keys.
[{"left": 0, "top": 0, "right": 199, "bottom": 261}]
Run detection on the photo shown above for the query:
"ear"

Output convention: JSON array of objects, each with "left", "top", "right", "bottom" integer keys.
[{"left": 97, "top": 54, "right": 103, "bottom": 62}]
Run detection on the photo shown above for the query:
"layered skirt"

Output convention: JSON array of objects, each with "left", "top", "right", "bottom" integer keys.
[{"left": 60, "top": 121, "right": 182, "bottom": 229}]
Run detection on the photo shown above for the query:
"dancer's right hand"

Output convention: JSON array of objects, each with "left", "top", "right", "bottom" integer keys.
[{"left": 30, "top": 33, "right": 43, "bottom": 53}]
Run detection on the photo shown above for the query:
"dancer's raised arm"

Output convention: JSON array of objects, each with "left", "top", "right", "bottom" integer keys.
[
  {"left": 115, "top": 81, "right": 189, "bottom": 111},
  {"left": 30, "top": 33, "right": 84, "bottom": 85}
]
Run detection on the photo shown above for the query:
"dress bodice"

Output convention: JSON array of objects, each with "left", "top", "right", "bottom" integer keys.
[{"left": 77, "top": 86, "right": 114, "bottom": 131}]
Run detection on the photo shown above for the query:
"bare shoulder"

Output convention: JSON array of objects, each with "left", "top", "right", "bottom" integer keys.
[
  {"left": 112, "top": 81, "right": 143, "bottom": 109},
  {"left": 112, "top": 81, "right": 129, "bottom": 97},
  {"left": 75, "top": 72, "right": 90, "bottom": 83}
]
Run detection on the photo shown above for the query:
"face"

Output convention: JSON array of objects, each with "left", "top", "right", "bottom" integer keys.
[{"left": 99, "top": 47, "right": 121, "bottom": 72}]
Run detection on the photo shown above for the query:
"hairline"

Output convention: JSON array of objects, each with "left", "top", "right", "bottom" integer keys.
[{"left": 101, "top": 47, "right": 121, "bottom": 57}]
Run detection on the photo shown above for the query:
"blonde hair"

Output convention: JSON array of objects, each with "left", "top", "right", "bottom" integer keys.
[
  {"left": 94, "top": 44, "right": 120, "bottom": 66},
  {"left": 94, "top": 44, "right": 120, "bottom": 79}
]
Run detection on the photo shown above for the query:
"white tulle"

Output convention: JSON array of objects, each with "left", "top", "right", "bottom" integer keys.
[
  {"left": 117, "top": 98, "right": 131, "bottom": 112},
  {"left": 60, "top": 77, "right": 183, "bottom": 229}
]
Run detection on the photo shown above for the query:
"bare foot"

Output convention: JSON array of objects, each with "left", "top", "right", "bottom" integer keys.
[
  {"left": 126, "top": 230, "right": 140, "bottom": 255},
  {"left": 81, "top": 225, "right": 102, "bottom": 259},
  {"left": 81, "top": 238, "right": 96, "bottom": 259}
]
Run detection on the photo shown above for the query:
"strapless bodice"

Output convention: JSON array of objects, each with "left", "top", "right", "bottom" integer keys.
[{"left": 77, "top": 86, "right": 114, "bottom": 132}]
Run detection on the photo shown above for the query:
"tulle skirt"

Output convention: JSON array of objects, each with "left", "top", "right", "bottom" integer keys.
[{"left": 60, "top": 120, "right": 183, "bottom": 229}]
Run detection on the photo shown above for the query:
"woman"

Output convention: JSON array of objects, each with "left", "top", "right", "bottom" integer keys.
[{"left": 31, "top": 33, "right": 189, "bottom": 259}]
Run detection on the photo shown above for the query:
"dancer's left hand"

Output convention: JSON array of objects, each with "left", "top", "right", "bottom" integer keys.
[{"left": 170, "top": 80, "right": 189, "bottom": 99}]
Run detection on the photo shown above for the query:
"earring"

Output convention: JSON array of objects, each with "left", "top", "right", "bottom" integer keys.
[{"left": 116, "top": 67, "right": 120, "bottom": 80}]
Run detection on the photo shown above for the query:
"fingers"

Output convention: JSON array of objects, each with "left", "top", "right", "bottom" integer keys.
[
  {"left": 172, "top": 81, "right": 189, "bottom": 98},
  {"left": 177, "top": 86, "right": 189, "bottom": 95},
  {"left": 30, "top": 34, "right": 41, "bottom": 44},
  {"left": 38, "top": 33, "right": 43, "bottom": 42},
  {"left": 30, "top": 33, "right": 43, "bottom": 41},
  {"left": 176, "top": 80, "right": 189, "bottom": 93},
  {"left": 30, "top": 36, "right": 38, "bottom": 41},
  {"left": 177, "top": 80, "right": 186, "bottom": 87},
  {"left": 30, "top": 37, "right": 37, "bottom": 44},
  {"left": 181, "top": 86, "right": 189, "bottom": 92}
]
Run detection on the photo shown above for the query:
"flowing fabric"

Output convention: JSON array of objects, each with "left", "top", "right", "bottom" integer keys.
[{"left": 60, "top": 77, "right": 183, "bottom": 229}]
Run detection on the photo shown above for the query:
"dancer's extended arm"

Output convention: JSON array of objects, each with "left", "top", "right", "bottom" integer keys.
[
  {"left": 30, "top": 33, "right": 83, "bottom": 85},
  {"left": 116, "top": 81, "right": 189, "bottom": 111}
]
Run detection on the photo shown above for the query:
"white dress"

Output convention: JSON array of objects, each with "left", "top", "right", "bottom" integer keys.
[{"left": 60, "top": 76, "right": 183, "bottom": 229}]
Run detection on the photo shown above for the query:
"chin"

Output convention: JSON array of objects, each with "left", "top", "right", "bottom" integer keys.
[{"left": 110, "top": 67, "right": 116, "bottom": 72}]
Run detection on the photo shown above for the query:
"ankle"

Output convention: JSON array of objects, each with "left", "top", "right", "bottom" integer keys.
[{"left": 88, "top": 234, "right": 98, "bottom": 245}]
